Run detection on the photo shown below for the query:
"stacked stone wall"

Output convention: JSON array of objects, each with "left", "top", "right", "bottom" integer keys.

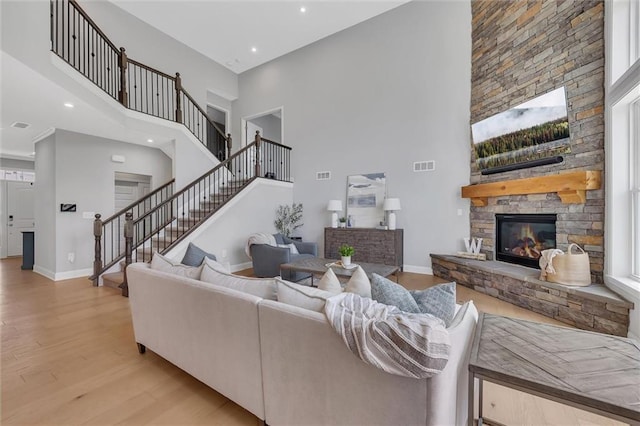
[{"left": 470, "top": 0, "right": 605, "bottom": 283}]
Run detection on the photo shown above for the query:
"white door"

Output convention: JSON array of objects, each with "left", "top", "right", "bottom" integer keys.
[{"left": 7, "top": 181, "right": 35, "bottom": 256}]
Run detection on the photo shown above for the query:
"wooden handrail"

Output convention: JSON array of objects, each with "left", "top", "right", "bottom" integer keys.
[
  {"left": 180, "top": 86, "right": 226, "bottom": 139},
  {"left": 260, "top": 137, "right": 292, "bottom": 150},
  {"left": 67, "top": 0, "right": 118, "bottom": 52},
  {"left": 127, "top": 58, "right": 177, "bottom": 81},
  {"left": 102, "top": 178, "right": 175, "bottom": 224}
]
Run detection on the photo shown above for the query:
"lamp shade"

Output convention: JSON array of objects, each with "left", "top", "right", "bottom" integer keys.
[
  {"left": 383, "top": 198, "right": 401, "bottom": 211},
  {"left": 327, "top": 200, "right": 343, "bottom": 212}
]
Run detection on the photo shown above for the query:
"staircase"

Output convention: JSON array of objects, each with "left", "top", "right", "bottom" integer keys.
[{"left": 49, "top": 0, "right": 295, "bottom": 294}]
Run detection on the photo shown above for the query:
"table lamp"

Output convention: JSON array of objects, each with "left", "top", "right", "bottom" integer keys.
[
  {"left": 383, "top": 198, "right": 401, "bottom": 230},
  {"left": 327, "top": 200, "right": 343, "bottom": 228}
]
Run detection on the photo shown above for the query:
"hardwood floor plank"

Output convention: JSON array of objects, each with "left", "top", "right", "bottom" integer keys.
[{"left": 0, "top": 257, "right": 627, "bottom": 425}]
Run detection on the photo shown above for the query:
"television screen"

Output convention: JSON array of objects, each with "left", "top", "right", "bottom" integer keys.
[{"left": 471, "top": 86, "right": 570, "bottom": 171}]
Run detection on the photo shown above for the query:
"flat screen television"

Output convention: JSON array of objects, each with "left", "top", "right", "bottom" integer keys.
[{"left": 471, "top": 86, "right": 571, "bottom": 172}]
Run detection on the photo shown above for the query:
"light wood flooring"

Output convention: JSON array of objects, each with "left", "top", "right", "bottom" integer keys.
[{"left": 1, "top": 257, "right": 625, "bottom": 425}]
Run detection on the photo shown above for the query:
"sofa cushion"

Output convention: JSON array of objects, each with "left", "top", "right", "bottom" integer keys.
[
  {"left": 370, "top": 273, "right": 420, "bottom": 313},
  {"left": 202, "top": 256, "right": 231, "bottom": 274},
  {"left": 317, "top": 268, "right": 342, "bottom": 294},
  {"left": 151, "top": 251, "right": 203, "bottom": 279},
  {"left": 276, "top": 278, "right": 334, "bottom": 312},
  {"left": 181, "top": 242, "right": 217, "bottom": 266},
  {"left": 410, "top": 282, "right": 457, "bottom": 327},
  {"left": 274, "top": 233, "right": 285, "bottom": 245},
  {"left": 201, "top": 266, "right": 277, "bottom": 300},
  {"left": 344, "top": 266, "right": 371, "bottom": 298}
]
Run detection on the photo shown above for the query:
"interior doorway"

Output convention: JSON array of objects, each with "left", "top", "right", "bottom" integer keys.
[
  {"left": 207, "top": 104, "right": 229, "bottom": 160},
  {"left": 6, "top": 181, "right": 35, "bottom": 257},
  {"left": 241, "top": 107, "right": 283, "bottom": 147}
]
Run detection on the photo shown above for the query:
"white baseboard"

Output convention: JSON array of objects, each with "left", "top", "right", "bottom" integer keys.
[
  {"left": 34, "top": 265, "right": 92, "bottom": 281},
  {"left": 231, "top": 261, "right": 253, "bottom": 273},
  {"left": 402, "top": 265, "right": 433, "bottom": 275}
]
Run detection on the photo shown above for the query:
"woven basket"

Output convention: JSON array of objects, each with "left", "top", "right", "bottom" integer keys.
[{"left": 545, "top": 243, "right": 591, "bottom": 286}]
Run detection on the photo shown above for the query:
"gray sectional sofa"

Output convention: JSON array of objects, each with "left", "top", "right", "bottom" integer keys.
[{"left": 126, "top": 262, "right": 479, "bottom": 426}]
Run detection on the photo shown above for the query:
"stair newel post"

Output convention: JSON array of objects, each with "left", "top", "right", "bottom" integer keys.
[
  {"left": 254, "top": 130, "right": 261, "bottom": 177},
  {"left": 226, "top": 133, "right": 232, "bottom": 160},
  {"left": 118, "top": 47, "right": 128, "bottom": 107},
  {"left": 120, "top": 211, "right": 134, "bottom": 298},
  {"left": 92, "top": 214, "right": 103, "bottom": 287},
  {"left": 175, "top": 72, "right": 183, "bottom": 124}
]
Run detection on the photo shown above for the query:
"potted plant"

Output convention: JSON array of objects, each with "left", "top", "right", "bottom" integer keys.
[
  {"left": 338, "top": 217, "right": 347, "bottom": 228},
  {"left": 338, "top": 244, "right": 355, "bottom": 266},
  {"left": 274, "top": 203, "right": 303, "bottom": 238}
]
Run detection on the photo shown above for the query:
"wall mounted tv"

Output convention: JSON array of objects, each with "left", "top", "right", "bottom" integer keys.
[{"left": 471, "top": 86, "right": 570, "bottom": 174}]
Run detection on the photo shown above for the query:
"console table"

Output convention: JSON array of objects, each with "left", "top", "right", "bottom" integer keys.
[
  {"left": 324, "top": 227, "right": 403, "bottom": 270},
  {"left": 468, "top": 313, "right": 640, "bottom": 426}
]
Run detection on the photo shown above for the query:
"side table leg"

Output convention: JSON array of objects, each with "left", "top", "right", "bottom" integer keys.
[
  {"left": 478, "top": 378, "right": 484, "bottom": 426},
  {"left": 468, "top": 373, "right": 475, "bottom": 426}
]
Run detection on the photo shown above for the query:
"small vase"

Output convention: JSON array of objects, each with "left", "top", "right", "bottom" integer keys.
[
  {"left": 339, "top": 222, "right": 346, "bottom": 228},
  {"left": 341, "top": 256, "right": 351, "bottom": 266}
]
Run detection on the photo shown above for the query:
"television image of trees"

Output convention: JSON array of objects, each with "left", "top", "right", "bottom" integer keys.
[{"left": 471, "top": 86, "right": 571, "bottom": 170}]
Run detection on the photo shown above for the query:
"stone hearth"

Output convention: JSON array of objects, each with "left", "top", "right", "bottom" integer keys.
[{"left": 431, "top": 254, "right": 632, "bottom": 337}]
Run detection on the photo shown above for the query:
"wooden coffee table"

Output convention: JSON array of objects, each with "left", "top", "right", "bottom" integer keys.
[
  {"left": 280, "top": 257, "right": 399, "bottom": 284},
  {"left": 468, "top": 313, "right": 640, "bottom": 426}
]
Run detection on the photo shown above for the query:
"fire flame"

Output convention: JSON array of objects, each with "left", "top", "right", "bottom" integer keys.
[{"left": 510, "top": 224, "right": 542, "bottom": 259}]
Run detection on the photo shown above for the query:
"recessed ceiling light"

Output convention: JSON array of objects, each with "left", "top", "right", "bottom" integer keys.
[
  {"left": 64, "top": 102, "right": 74, "bottom": 108},
  {"left": 147, "top": 138, "right": 153, "bottom": 143},
  {"left": 251, "top": 47, "right": 257, "bottom": 53},
  {"left": 300, "top": 6, "right": 306, "bottom": 13},
  {"left": 10, "top": 122, "right": 30, "bottom": 129}
]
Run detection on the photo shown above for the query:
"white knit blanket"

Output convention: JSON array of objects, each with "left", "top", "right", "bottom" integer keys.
[
  {"left": 245, "top": 233, "right": 277, "bottom": 258},
  {"left": 539, "top": 248, "right": 564, "bottom": 279},
  {"left": 324, "top": 293, "right": 451, "bottom": 379}
]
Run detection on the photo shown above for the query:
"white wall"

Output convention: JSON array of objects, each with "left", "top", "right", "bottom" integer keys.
[
  {"left": 168, "top": 179, "right": 293, "bottom": 270},
  {"left": 232, "top": 1, "right": 472, "bottom": 272},
  {"left": 34, "top": 129, "right": 172, "bottom": 280}
]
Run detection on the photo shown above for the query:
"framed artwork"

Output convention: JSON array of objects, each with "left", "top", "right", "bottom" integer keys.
[
  {"left": 346, "top": 172, "right": 386, "bottom": 228},
  {"left": 471, "top": 86, "right": 571, "bottom": 171}
]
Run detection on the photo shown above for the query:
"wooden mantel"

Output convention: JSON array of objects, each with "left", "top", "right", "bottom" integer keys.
[{"left": 461, "top": 170, "right": 601, "bottom": 206}]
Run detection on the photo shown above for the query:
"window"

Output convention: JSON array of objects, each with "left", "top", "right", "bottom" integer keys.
[{"left": 606, "top": 0, "right": 640, "bottom": 301}]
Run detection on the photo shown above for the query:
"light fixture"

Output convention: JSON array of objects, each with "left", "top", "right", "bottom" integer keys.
[
  {"left": 327, "top": 200, "right": 343, "bottom": 228},
  {"left": 300, "top": 6, "right": 306, "bottom": 13},
  {"left": 383, "top": 198, "right": 402, "bottom": 230},
  {"left": 251, "top": 47, "right": 257, "bottom": 53},
  {"left": 147, "top": 138, "right": 153, "bottom": 143},
  {"left": 64, "top": 102, "right": 74, "bottom": 108}
]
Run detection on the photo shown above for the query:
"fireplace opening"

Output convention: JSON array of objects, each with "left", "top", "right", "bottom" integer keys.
[{"left": 495, "top": 214, "right": 557, "bottom": 268}]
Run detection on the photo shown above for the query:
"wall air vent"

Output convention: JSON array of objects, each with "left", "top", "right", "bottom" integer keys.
[
  {"left": 11, "top": 122, "right": 31, "bottom": 129},
  {"left": 414, "top": 160, "right": 435, "bottom": 172},
  {"left": 316, "top": 171, "right": 331, "bottom": 180}
]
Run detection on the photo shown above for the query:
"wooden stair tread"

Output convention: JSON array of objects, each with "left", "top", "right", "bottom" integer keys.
[{"left": 102, "top": 272, "right": 124, "bottom": 289}]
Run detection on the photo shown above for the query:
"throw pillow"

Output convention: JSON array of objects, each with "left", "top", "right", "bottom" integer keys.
[
  {"left": 410, "top": 282, "right": 457, "bottom": 327},
  {"left": 370, "top": 273, "right": 420, "bottom": 313},
  {"left": 274, "top": 233, "right": 285, "bottom": 245},
  {"left": 276, "top": 278, "right": 335, "bottom": 312},
  {"left": 202, "top": 256, "right": 231, "bottom": 274},
  {"left": 344, "top": 266, "right": 371, "bottom": 299},
  {"left": 150, "top": 251, "right": 203, "bottom": 279},
  {"left": 200, "top": 265, "right": 277, "bottom": 300},
  {"left": 181, "top": 242, "right": 217, "bottom": 266},
  {"left": 277, "top": 243, "right": 299, "bottom": 255},
  {"left": 448, "top": 301, "right": 473, "bottom": 329},
  {"left": 317, "top": 268, "right": 342, "bottom": 294}
]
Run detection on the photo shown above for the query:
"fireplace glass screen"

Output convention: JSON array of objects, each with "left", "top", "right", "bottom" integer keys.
[{"left": 495, "top": 214, "right": 557, "bottom": 268}]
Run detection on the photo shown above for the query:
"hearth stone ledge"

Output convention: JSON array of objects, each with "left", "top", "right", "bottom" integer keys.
[{"left": 430, "top": 254, "right": 633, "bottom": 337}]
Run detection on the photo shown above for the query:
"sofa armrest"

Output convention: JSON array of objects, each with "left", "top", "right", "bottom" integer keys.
[
  {"left": 283, "top": 236, "right": 318, "bottom": 256},
  {"left": 251, "top": 244, "right": 291, "bottom": 278}
]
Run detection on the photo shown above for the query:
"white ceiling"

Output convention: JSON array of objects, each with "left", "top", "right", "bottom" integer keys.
[
  {"left": 109, "top": 0, "right": 410, "bottom": 74},
  {"left": 0, "top": 0, "right": 409, "bottom": 160}
]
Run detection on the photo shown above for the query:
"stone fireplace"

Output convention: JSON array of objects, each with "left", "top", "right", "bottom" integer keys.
[{"left": 495, "top": 213, "right": 556, "bottom": 269}]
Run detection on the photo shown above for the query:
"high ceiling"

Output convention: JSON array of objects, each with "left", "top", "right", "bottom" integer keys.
[
  {"left": 109, "top": 0, "right": 410, "bottom": 74},
  {"left": 1, "top": 0, "right": 410, "bottom": 160}
]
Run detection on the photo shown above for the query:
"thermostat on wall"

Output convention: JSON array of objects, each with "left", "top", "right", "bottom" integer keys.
[{"left": 60, "top": 203, "right": 77, "bottom": 212}]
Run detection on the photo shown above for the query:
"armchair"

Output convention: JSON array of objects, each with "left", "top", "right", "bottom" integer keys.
[{"left": 250, "top": 234, "right": 318, "bottom": 282}]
